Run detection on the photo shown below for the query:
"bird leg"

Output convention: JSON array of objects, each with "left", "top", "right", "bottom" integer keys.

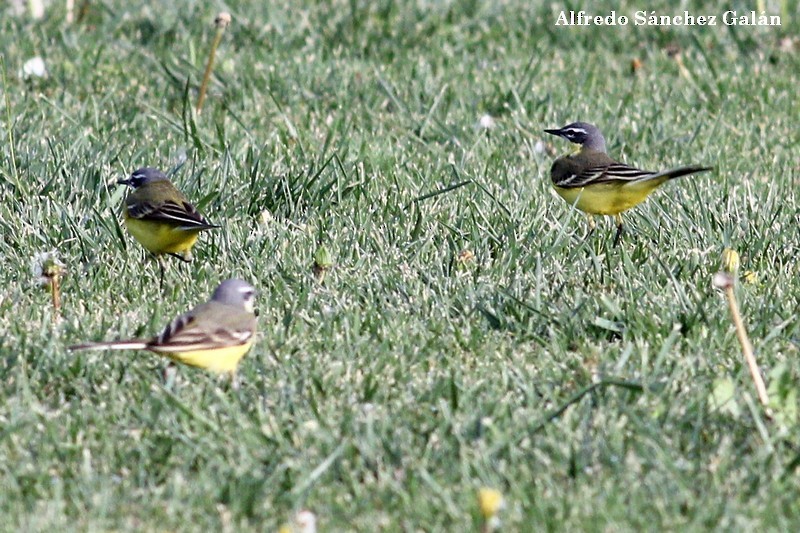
[
  {"left": 157, "top": 255, "right": 166, "bottom": 290},
  {"left": 168, "top": 251, "right": 193, "bottom": 263},
  {"left": 613, "top": 214, "right": 624, "bottom": 247},
  {"left": 575, "top": 214, "right": 597, "bottom": 249},
  {"left": 585, "top": 213, "right": 597, "bottom": 238},
  {"left": 163, "top": 363, "right": 178, "bottom": 390}
]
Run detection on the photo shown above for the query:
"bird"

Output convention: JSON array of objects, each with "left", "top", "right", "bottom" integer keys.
[
  {"left": 69, "top": 279, "right": 257, "bottom": 375},
  {"left": 544, "top": 122, "right": 712, "bottom": 246},
  {"left": 117, "top": 167, "right": 220, "bottom": 284}
]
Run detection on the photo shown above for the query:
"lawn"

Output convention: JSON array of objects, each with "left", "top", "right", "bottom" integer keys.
[{"left": 1, "top": 0, "right": 799, "bottom": 530}]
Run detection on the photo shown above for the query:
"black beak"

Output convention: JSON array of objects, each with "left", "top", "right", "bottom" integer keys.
[
  {"left": 117, "top": 177, "right": 131, "bottom": 186},
  {"left": 544, "top": 128, "right": 563, "bottom": 137}
]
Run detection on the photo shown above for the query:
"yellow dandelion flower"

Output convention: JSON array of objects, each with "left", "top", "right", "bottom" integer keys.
[
  {"left": 477, "top": 487, "right": 504, "bottom": 519},
  {"left": 741, "top": 270, "right": 757, "bottom": 284},
  {"left": 721, "top": 248, "right": 740, "bottom": 274}
]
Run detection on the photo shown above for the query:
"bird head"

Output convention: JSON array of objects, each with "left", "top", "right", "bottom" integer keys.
[
  {"left": 213, "top": 279, "right": 258, "bottom": 313},
  {"left": 544, "top": 122, "right": 607, "bottom": 152},
  {"left": 117, "top": 167, "right": 169, "bottom": 189}
]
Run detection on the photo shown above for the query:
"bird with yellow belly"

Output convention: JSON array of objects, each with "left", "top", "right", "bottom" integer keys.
[
  {"left": 544, "top": 122, "right": 712, "bottom": 245},
  {"left": 117, "top": 167, "right": 220, "bottom": 284}
]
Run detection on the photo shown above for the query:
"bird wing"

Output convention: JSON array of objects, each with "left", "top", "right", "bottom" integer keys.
[
  {"left": 578, "top": 162, "right": 655, "bottom": 185},
  {"left": 149, "top": 302, "right": 255, "bottom": 353},
  {"left": 553, "top": 154, "right": 656, "bottom": 189},
  {"left": 571, "top": 162, "right": 712, "bottom": 187},
  {"left": 126, "top": 199, "right": 219, "bottom": 230},
  {"left": 125, "top": 181, "right": 219, "bottom": 229}
]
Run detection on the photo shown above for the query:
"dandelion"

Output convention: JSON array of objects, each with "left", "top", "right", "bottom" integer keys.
[
  {"left": 477, "top": 487, "right": 504, "bottom": 532},
  {"left": 278, "top": 510, "right": 316, "bottom": 533},
  {"left": 713, "top": 250, "right": 768, "bottom": 407},
  {"left": 28, "top": 0, "right": 45, "bottom": 19},
  {"left": 741, "top": 270, "right": 757, "bottom": 284},
  {"left": 295, "top": 511, "right": 316, "bottom": 533},
  {"left": 711, "top": 271, "right": 733, "bottom": 291},
  {"left": 196, "top": 12, "right": 232, "bottom": 114},
  {"left": 721, "top": 247, "right": 740, "bottom": 273},
  {"left": 477, "top": 114, "right": 496, "bottom": 130},
  {"left": 20, "top": 56, "right": 47, "bottom": 79},
  {"left": 31, "top": 250, "right": 66, "bottom": 320}
]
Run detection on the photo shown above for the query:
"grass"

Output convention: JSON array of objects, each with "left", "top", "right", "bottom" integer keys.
[{"left": 1, "top": 0, "right": 799, "bottom": 530}]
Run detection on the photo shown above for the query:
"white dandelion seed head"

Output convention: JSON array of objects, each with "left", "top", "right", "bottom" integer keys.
[
  {"left": 712, "top": 272, "right": 734, "bottom": 290},
  {"left": 477, "top": 114, "right": 496, "bottom": 129},
  {"left": 294, "top": 510, "right": 316, "bottom": 533},
  {"left": 21, "top": 56, "right": 47, "bottom": 78}
]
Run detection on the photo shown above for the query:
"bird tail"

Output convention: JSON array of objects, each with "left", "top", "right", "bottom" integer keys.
[
  {"left": 654, "top": 165, "right": 713, "bottom": 181},
  {"left": 69, "top": 340, "right": 149, "bottom": 351}
]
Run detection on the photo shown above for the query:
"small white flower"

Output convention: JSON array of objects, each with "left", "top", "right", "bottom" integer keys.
[
  {"left": 21, "top": 56, "right": 47, "bottom": 78},
  {"left": 533, "top": 140, "right": 546, "bottom": 153},
  {"left": 477, "top": 114, "right": 496, "bottom": 129},
  {"left": 29, "top": 0, "right": 45, "bottom": 19},
  {"left": 712, "top": 272, "right": 734, "bottom": 290},
  {"left": 301, "top": 419, "right": 320, "bottom": 432},
  {"left": 260, "top": 210, "right": 274, "bottom": 225},
  {"left": 294, "top": 510, "right": 316, "bottom": 533}
]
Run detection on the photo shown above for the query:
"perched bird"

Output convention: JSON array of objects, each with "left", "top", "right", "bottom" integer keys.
[
  {"left": 118, "top": 167, "right": 219, "bottom": 283},
  {"left": 70, "top": 279, "right": 257, "bottom": 375},
  {"left": 544, "top": 122, "right": 712, "bottom": 245}
]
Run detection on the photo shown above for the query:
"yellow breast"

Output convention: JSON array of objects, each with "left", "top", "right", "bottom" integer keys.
[
  {"left": 151, "top": 342, "right": 253, "bottom": 374},
  {"left": 123, "top": 215, "right": 201, "bottom": 255},
  {"left": 554, "top": 178, "right": 668, "bottom": 216}
]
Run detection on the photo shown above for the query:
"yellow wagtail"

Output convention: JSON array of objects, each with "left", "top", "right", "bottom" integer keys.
[
  {"left": 544, "top": 122, "right": 712, "bottom": 245},
  {"left": 70, "top": 279, "right": 257, "bottom": 375},
  {"left": 118, "top": 167, "right": 220, "bottom": 283}
]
